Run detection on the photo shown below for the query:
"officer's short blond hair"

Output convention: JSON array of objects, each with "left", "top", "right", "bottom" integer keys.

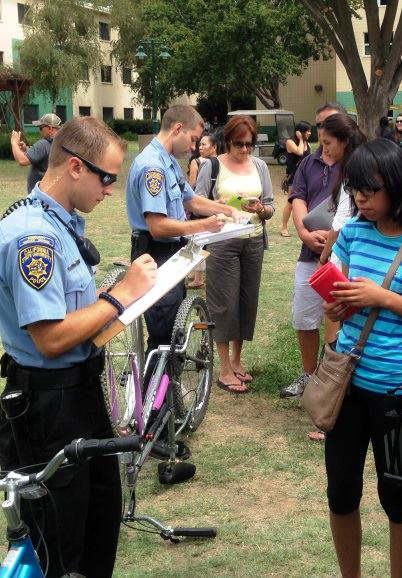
[
  {"left": 161, "top": 105, "right": 204, "bottom": 131},
  {"left": 49, "top": 117, "right": 127, "bottom": 167}
]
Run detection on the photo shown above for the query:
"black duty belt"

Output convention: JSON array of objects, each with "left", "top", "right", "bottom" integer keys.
[
  {"left": 131, "top": 231, "right": 186, "bottom": 255},
  {"left": 1, "top": 352, "right": 105, "bottom": 390}
]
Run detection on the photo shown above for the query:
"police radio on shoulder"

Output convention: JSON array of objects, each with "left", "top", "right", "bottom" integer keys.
[{"left": 98, "top": 292, "right": 125, "bottom": 316}]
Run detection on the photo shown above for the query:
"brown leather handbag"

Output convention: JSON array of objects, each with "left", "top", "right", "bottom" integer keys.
[{"left": 302, "top": 246, "right": 402, "bottom": 432}]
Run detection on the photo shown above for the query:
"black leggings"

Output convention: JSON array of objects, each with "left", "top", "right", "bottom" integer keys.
[{"left": 325, "top": 385, "right": 402, "bottom": 523}]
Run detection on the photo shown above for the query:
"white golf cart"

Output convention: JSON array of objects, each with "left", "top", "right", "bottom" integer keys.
[{"left": 227, "top": 109, "right": 295, "bottom": 165}]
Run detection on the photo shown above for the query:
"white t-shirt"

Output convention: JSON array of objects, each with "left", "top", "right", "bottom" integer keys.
[{"left": 330, "top": 186, "right": 353, "bottom": 269}]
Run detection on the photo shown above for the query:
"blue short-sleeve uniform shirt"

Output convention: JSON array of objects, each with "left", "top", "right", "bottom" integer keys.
[
  {"left": 0, "top": 184, "right": 98, "bottom": 368},
  {"left": 126, "top": 138, "right": 194, "bottom": 242}
]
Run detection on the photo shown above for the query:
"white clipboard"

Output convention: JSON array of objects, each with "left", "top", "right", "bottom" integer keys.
[
  {"left": 93, "top": 247, "right": 208, "bottom": 347},
  {"left": 93, "top": 221, "right": 256, "bottom": 347},
  {"left": 186, "top": 222, "right": 255, "bottom": 246}
]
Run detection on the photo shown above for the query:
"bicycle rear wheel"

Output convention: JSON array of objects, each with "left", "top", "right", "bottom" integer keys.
[
  {"left": 170, "top": 295, "right": 213, "bottom": 432},
  {"left": 100, "top": 268, "right": 145, "bottom": 437}
]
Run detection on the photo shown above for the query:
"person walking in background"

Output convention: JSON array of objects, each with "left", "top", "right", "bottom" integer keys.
[
  {"left": 280, "top": 102, "right": 346, "bottom": 399},
  {"left": 10, "top": 113, "right": 62, "bottom": 194},
  {"left": 196, "top": 115, "right": 274, "bottom": 393},
  {"left": 187, "top": 132, "right": 221, "bottom": 289},
  {"left": 187, "top": 132, "right": 220, "bottom": 188},
  {"left": 280, "top": 121, "right": 311, "bottom": 238},
  {"left": 393, "top": 114, "right": 402, "bottom": 146},
  {"left": 376, "top": 116, "right": 394, "bottom": 141},
  {"left": 323, "top": 139, "right": 402, "bottom": 578}
]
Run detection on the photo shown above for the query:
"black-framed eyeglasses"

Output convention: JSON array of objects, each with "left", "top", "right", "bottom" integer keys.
[
  {"left": 61, "top": 145, "right": 117, "bottom": 186},
  {"left": 344, "top": 184, "right": 383, "bottom": 199},
  {"left": 396, "top": 120, "right": 402, "bottom": 124},
  {"left": 231, "top": 140, "right": 254, "bottom": 150}
]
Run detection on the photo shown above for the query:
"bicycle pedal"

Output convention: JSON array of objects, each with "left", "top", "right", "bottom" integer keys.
[
  {"left": 158, "top": 461, "right": 196, "bottom": 485},
  {"left": 150, "top": 440, "right": 191, "bottom": 461}
]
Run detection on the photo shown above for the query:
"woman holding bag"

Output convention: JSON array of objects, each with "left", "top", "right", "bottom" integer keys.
[
  {"left": 195, "top": 115, "right": 274, "bottom": 393},
  {"left": 323, "top": 139, "right": 402, "bottom": 577}
]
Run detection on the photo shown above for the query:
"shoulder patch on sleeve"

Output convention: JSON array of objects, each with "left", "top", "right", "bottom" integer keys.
[
  {"left": 18, "top": 234, "right": 56, "bottom": 291},
  {"left": 145, "top": 168, "right": 164, "bottom": 196}
]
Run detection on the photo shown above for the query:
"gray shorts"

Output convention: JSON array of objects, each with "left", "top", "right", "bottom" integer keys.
[{"left": 292, "top": 260, "right": 324, "bottom": 330}]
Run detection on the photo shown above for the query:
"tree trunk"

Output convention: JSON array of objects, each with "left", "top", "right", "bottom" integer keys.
[{"left": 352, "top": 80, "right": 394, "bottom": 139}]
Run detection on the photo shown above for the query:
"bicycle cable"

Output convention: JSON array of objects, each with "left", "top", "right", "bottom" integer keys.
[
  {"left": 40, "top": 481, "right": 69, "bottom": 577},
  {"left": 121, "top": 520, "right": 160, "bottom": 535}
]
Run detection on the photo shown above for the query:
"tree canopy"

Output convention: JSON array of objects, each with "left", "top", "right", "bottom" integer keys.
[
  {"left": 19, "top": 0, "right": 106, "bottom": 107},
  {"left": 299, "top": 0, "right": 402, "bottom": 137},
  {"left": 112, "top": 0, "right": 331, "bottom": 112}
]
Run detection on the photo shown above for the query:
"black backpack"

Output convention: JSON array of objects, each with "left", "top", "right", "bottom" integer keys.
[{"left": 208, "top": 157, "right": 219, "bottom": 200}]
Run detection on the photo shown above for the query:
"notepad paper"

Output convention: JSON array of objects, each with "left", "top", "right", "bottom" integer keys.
[{"left": 186, "top": 222, "right": 255, "bottom": 246}]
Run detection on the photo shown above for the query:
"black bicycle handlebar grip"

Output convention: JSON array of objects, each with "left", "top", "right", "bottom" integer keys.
[
  {"left": 172, "top": 527, "right": 217, "bottom": 538},
  {"left": 64, "top": 436, "right": 143, "bottom": 462}
]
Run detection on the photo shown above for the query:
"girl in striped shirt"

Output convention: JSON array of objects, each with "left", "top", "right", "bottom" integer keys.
[{"left": 324, "top": 138, "right": 402, "bottom": 577}]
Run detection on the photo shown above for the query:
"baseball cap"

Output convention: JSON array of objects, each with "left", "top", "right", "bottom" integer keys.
[{"left": 32, "top": 113, "right": 62, "bottom": 128}]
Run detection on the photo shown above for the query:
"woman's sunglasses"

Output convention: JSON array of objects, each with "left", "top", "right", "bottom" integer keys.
[
  {"left": 231, "top": 140, "right": 254, "bottom": 150},
  {"left": 61, "top": 145, "right": 117, "bottom": 186}
]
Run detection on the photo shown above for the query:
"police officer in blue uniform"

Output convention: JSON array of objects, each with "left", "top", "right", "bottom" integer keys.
[
  {"left": 126, "top": 105, "right": 242, "bottom": 354},
  {"left": 0, "top": 117, "right": 157, "bottom": 578}
]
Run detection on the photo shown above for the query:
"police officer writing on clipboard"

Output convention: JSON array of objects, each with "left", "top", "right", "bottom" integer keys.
[
  {"left": 126, "top": 105, "right": 244, "bottom": 356},
  {"left": 0, "top": 117, "right": 157, "bottom": 578}
]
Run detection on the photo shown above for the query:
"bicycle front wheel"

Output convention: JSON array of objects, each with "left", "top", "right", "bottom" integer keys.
[
  {"left": 99, "top": 268, "right": 145, "bottom": 437},
  {"left": 170, "top": 295, "right": 213, "bottom": 432}
]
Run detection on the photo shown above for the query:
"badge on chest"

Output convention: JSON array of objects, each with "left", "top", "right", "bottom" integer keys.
[
  {"left": 145, "top": 168, "right": 164, "bottom": 196},
  {"left": 18, "top": 235, "right": 55, "bottom": 290}
]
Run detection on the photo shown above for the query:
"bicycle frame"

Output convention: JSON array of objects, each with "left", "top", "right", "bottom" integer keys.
[{"left": 120, "top": 321, "right": 210, "bottom": 522}]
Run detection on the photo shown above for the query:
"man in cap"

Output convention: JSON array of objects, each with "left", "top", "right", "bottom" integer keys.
[{"left": 10, "top": 113, "right": 62, "bottom": 193}]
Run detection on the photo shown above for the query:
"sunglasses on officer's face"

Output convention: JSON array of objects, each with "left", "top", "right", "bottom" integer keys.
[{"left": 61, "top": 145, "right": 117, "bottom": 186}]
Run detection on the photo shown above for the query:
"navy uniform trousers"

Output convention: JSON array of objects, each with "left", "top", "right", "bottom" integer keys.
[{"left": 0, "top": 355, "right": 121, "bottom": 578}]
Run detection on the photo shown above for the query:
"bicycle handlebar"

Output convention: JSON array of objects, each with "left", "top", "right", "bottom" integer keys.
[
  {"left": 0, "top": 435, "right": 143, "bottom": 491},
  {"left": 64, "top": 436, "right": 142, "bottom": 463},
  {"left": 172, "top": 527, "right": 217, "bottom": 538}
]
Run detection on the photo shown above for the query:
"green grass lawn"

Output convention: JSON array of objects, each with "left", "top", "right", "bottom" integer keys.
[{"left": 0, "top": 155, "right": 390, "bottom": 577}]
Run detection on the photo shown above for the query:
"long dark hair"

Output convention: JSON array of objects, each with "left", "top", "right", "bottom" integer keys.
[
  {"left": 320, "top": 113, "right": 367, "bottom": 209},
  {"left": 294, "top": 121, "right": 311, "bottom": 140},
  {"left": 344, "top": 138, "right": 402, "bottom": 225}
]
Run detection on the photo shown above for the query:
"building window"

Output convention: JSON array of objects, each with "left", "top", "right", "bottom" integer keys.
[
  {"left": 17, "top": 3, "right": 31, "bottom": 24},
  {"left": 103, "top": 107, "right": 113, "bottom": 121},
  {"left": 99, "top": 22, "right": 110, "bottom": 41},
  {"left": 80, "top": 64, "right": 89, "bottom": 82},
  {"left": 364, "top": 32, "right": 370, "bottom": 56},
  {"left": 55, "top": 105, "right": 67, "bottom": 123},
  {"left": 122, "top": 67, "right": 132, "bottom": 85},
  {"left": 18, "top": 3, "right": 30, "bottom": 24},
  {"left": 79, "top": 106, "right": 91, "bottom": 117},
  {"left": 101, "top": 65, "right": 112, "bottom": 84},
  {"left": 23, "top": 104, "right": 39, "bottom": 125},
  {"left": 124, "top": 108, "right": 133, "bottom": 120},
  {"left": 378, "top": 0, "right": 388, "bottom": 5},
  {"left": 143, "top": 108, "right": 151, "bottom": 120}
]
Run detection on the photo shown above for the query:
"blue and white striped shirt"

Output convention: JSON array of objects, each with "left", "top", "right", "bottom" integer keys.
[{"left": 333, "top": 217, "right": 402, "bottom": 394}]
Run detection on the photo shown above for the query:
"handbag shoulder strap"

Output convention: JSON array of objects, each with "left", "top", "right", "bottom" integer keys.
[{"left": 355, "top": 244, "right": 402, "bottom": 351}]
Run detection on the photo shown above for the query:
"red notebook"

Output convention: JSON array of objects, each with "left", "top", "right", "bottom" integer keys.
[{"left": 309, "top": 262, "right": 360, "bottom": 320}]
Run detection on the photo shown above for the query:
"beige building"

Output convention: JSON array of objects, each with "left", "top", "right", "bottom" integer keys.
[
  {"left": 258, "top": 1, "right": 402, "bottom": 126},
  {"left": 0, "top": 0, "right": 195, "bottom": 131}
]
